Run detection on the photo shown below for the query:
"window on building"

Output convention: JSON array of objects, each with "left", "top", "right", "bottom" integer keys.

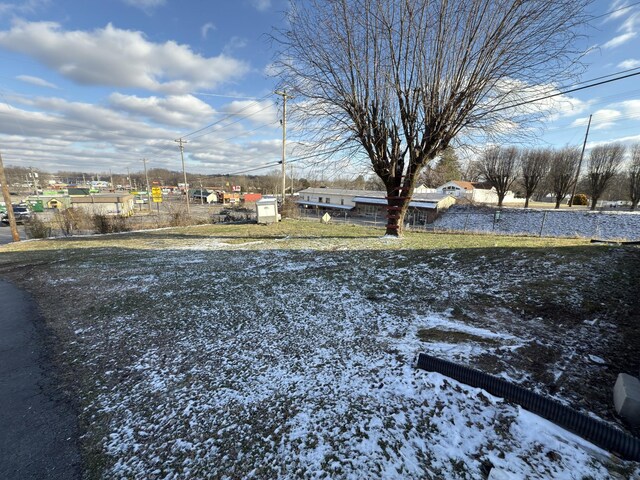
[
  {"left": 318, "top": 197, "right": 323, "bottom": 203},
  {"left": 307, "top": 196, "right": 310, "bottom": 201},
  {"left": 326, "top": 198, "right": 330, "bottom": 203},
  {"left": 341, "top": 199, "right": 344, "bottom": 205}
]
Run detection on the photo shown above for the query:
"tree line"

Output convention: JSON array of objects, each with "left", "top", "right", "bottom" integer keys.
[{"left": 474, "top": 143, "right": 640, "bottom": 210}]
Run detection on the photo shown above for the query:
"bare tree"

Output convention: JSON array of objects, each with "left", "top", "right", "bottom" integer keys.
[
  {"left": 275, "top": 0, "right": 590, "bottom": 235},
  {"left": 628, "top": 144, "right": 640, "bottom": 211},
  {"left": 478, "top": 146, "right": 520, "bottom": 207},
  {"left": 548, "top": 147, "right": 580, "bottom": 209},
  {"left": 586, "top": 143, "right": 625, "bottom": 210},
  {"left": 520, "top": 148, "right": 551, "bottom": 208}
]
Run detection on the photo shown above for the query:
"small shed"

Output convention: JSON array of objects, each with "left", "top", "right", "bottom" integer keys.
[{"left": 256, "top": 197, "right": 280, "bottom": 224}]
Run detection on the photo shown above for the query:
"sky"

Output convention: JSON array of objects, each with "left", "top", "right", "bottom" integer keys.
[{"left": 0, "top": 0, "right": 639, "bottom": 179}]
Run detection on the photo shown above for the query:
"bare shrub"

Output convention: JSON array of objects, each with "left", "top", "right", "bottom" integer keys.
[
  {"left": 281, "top": 198, "right": 299, "bottom": 219},
  {"left": 54, "top": 208, "right": 91, "bottom": 236},
  {"left": 25, "top": 215, "right": 51, "bottom": 239},
  {"left": 92, "top": 214, "right": 131, "bottom": 234},
  {"left": 165, "top": 203, "right": 190, "bottom": 227}
]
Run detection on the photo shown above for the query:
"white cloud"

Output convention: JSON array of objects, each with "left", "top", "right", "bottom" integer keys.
[
  {"left": 0, "top": 93, "right": 282, "bottom": 173},
  {"left": 571, "top": 109, "right": 623, "bottom": 130},
  {"left": 251, "top": 0, "right": 271, "bottom": 12},
  {"left": 617, "top": 59, "right": 640, "bottom": 69},
  {"left": 618, "top": 11, "right": 640, "bottom": 32},
  {"left": 16, "top": 74, "right": 57, "bottom": 88},
  {"left": 0, "top": 21, "right": 250, "bottom": 94},
  {"left": 121, "top": 0, "right": 165, "bottom": 12},
  {"left": 0, "top": 0, "right": 49, "bottom": 17},
  {"left": 602, "top": 31, "right": 637, "bottom": 48},
  {"left": 201, "top": 22, "right": 216, "bottom": 39},
  {"left": 223, "top": 36, "right": 248, "bottom": 54},
  {"left": 605, "top": 0, "right": 633, "bottom": 21},
  {"left": 108, "top": 93, "right": 217, "bottom": 127},
  {"left": 615, "top": 99, "right": 640, "bottom": 117},
  {"left": 221, "top": 99, "right": 279, "bottom": 125}
]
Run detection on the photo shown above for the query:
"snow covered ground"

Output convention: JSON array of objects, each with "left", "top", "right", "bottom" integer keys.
[
  {"left": 1, "top": 225, "right": 638, "bottom": 479},
  {"left": 432, "top": 206, "right": 640, "bottom": 241}
]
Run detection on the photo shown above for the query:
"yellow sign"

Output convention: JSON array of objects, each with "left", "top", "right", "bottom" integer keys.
[{"left": 151, "top": 186, "right": 163, "bottom": 203}]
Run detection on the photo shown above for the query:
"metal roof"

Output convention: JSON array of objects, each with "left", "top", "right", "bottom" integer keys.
[{"left": 297, "top": 200, "right": 354, "bottom": 210}]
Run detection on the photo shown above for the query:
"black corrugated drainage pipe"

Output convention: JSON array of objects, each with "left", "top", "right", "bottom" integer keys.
[{"left": 414, "top": 352, "right": 640, "bottom": 462}]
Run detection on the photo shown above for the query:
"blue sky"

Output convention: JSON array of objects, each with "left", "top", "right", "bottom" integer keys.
[{"left": 0, "top": 0, "right": 639, "bottom": 178}]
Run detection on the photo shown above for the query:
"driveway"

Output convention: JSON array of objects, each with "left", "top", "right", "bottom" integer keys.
[
  {"left": 0, "top": 224, "right": 25, "bottom": 245},
  {"left": 0, "top": 279, "right": 81, "bottom": 479}
]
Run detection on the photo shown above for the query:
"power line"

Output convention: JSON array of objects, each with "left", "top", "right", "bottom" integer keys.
[
  {"left": 178, "top": 93, "right": 274, "bottom": 139},
  {"left": 592, "top": 0, "right": 640, "bottom": 20},
  {"left": 490, "top": 70, "right": 640, "bottom": 114},
  {"left": 192, "top": 92, "right": 267, "bottom": 100},
  {"left": 185, "top": 103, "right": 277, "bottom": 141},
  {"left": 195, "top": 122, "right": 279, "bottom": 148},
  {"left": 221, "top": 145, "right": 356, "bottom": 176}
]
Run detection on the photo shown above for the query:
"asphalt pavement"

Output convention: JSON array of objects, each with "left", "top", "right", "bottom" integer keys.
[
  {"left": 0, "top": 279, "right": 81, "bottom": 479},
  {"left": 0, "top": 224, "right": 25, "bottom": 245}
]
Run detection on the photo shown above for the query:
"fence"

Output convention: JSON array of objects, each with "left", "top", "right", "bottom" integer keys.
[{"left": 296, "top": 206, "right": 640, "bottom": 241}]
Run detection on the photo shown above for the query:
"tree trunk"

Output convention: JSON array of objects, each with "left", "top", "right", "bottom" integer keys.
[
  {"left": 631, "top": 200, "right": 638, "bottom": 211},
  {"left": 590, "top": 197, "right": 597, "bottom": 210},
  {"left": 385, "top": 188, "right": 410, "bottom": 236},
  {"left": 555, "top": 197, "right": 561, "bottom": 209},
  {"left": 524, "top": 196, "right": 530, "bottom": 208},
  {"left": 497, "top": 193, "right": 505, "bottom": 208}
]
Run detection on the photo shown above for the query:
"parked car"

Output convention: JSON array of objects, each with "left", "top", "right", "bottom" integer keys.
[{"left": 1, "top": 205, "right": 31, "bottom": 224}]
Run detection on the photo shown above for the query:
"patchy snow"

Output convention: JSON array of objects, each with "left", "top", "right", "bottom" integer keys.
[
  {"left": 433, "top": 206, "right": 640, "bottom": 241},
  {"left": 10, "top": 234, "right": 639, "bottom": 479}
]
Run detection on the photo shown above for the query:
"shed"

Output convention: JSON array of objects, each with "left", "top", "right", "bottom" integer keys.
[{"left": 256, "top": 197, "right": 280, "bottom": 224}]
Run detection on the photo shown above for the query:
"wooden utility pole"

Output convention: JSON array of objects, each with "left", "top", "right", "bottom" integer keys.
[
  {"left": 0, "top": 150, "right": 20, "bottom": 242},
  {"left": 275, "top": 90, "right": 293, "bottom": 203},
  {"left": 143, "top": 158, "right": 152, "bottom": 211},
  {"left": 175, "top": 138, "right": 190, "bottom": 214},
  {"left": 568, "top": 114, "right": 592, "bottom": 207}
]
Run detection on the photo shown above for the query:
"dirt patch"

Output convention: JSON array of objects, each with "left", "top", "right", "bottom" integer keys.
[{"left": 417, "top": 328, "right": 501, "bottom": 346}]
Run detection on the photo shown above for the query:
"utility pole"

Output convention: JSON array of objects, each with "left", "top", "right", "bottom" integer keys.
[
  {"left": 275, "top": 90, "right": 293, "bottom": 204},
  {"left": 126, "top": 167, "right": 131, "bottom": 190},
  {"left": 175, "top": 138, "right": 190, "bottom": 215},
  {"left": 568, "top": 114, "right": 592, "bottom": 207},
  {"left": 290, "top": 163, "right": 294, "bottom": 195},
  {"left": 143, "top": 158, "right": 152, "bottom": 211},
  {"left": 199, "top": 178, "right": 204, "bottom": 205},
  {"left": 0, "top": 150, "right": 20, "bottom": 242}
]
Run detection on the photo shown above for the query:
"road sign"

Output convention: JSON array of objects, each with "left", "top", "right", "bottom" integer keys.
[{"left": 151, "top": 186, "right": 163, "bottom": 203}]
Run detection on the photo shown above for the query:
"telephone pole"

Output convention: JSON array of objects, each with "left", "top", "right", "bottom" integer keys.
[
  {"left": 175, "top": 138, "right": 190, "bottom": 215},
  {"left": 568, "top": 114, "right": 592, "bottom": 207},
  {"left": 275, "top": 90, "right": 293, "bottom": 203},
  {"left": 0, "top": 150, "right": 20, "bottom": 242},
  {"left": 143, "top": 158, "right": 152, "bottom": 211}
]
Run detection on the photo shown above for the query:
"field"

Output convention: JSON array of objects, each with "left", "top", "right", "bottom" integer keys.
[{"left": 1, "top": 221, "right": 639, "bottom": 479}]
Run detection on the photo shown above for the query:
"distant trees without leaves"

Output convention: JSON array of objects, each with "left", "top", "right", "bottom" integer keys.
[
  {"left": 520, "top": 149, "right": 551, "bottom": 208},
  {"left": 586, "top": 144, "right": 625, "bottom": 210},
  {"left": 478, "top": 146, "right": 519, "bottom": 207},
  {"left": 548, "top": 147, "right": 580, "bottom": 209},
  {"left": 628, "top": 144, "right": 640, "bottom": 211}
]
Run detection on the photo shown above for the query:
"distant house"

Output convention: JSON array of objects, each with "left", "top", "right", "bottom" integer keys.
[
  {"left": 242, "top": 193, "right": 262, "bottom": 203},
  {"left": 70, "top": 194, "right": 135, "bottom": 216},
  {"left": 414, "top": 184, "right": 438, "bottom": 194},
  {"left": 190, "top": 189, "right": 217, "bottom": 204},
  {"left": 296, "top": 187, "right": 455, "bottom": 224},
  {"left": 26, "top": 195, "right": 71, "bottom": 209},
  {"left": 437, "top": 181, "right": 521, "bottom": 204}
]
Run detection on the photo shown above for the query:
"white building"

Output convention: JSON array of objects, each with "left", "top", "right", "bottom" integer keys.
[
  {"left": 437, "top": 181, "right": 521, "bottom": 204},
  {"left": 296, "top": 187, "right": 455, "bottom": 223}
]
